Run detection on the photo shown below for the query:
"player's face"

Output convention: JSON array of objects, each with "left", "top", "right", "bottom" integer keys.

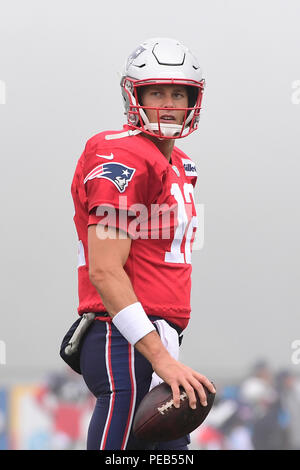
[{"left": 140, "top": 84, "right": 189, "bottom": 126}]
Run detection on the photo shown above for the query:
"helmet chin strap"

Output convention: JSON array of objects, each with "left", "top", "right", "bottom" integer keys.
[
  {"left": 146, "top": 122, "right": 183, "bottom": 137},
  {"left": 139, "top": 107, "right": 189, "bottom": 138}
]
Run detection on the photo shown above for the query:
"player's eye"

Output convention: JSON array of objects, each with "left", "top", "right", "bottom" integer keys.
[
  {"left": 173, "top": 92, "right": 185, "bottom": 99},
  {"left": 151, "top": 91, "right": 162, "bottom": 97}
]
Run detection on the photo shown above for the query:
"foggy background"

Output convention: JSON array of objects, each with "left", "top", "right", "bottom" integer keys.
[{"left": 0, "top": 0, "right": 299, "bottom": 387}]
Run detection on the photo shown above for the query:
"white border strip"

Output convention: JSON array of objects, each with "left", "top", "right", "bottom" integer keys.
[
  {"left": 100, "top": 323, "right": 114, "bottom": 450},
  {"left": 121, "top": 344, "right": 137, "bottom": 449}
]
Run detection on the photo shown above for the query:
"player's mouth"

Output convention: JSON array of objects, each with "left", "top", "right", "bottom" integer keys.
[{"left": 159, "top": 114, "right": 176, "bottom": 122}]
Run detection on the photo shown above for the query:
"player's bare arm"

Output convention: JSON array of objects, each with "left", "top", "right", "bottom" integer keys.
[
  {"left": 88, "top": 224, "right": 216, "bottom": 408},
  {"left": 88, "top": 224, "right": 137, "bottom": 315}
]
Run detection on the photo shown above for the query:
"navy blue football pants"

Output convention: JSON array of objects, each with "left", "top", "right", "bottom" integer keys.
[{"left": 80, "top": 318, "right": 190, "bottom": 450}]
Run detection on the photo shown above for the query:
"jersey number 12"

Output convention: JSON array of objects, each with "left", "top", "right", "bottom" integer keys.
[{"left": 164, "top": 183, "right": 198, "bottom": 265}]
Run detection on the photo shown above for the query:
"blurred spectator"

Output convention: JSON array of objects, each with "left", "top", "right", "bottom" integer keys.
[
  {"left": 239, "top": 360, "right": 285, "bottom": 449},
  {"left": 35, "top": 368, "right": 95, "bottom": 449},
  {"left": 195, "top": 360, "right": 300, "bottom": 450},
  {"left": 275, "top": 370, "right": 300, "bottom": 450},
  {"left": 239, "top": 360, "right": 275, "bottom": 405}
]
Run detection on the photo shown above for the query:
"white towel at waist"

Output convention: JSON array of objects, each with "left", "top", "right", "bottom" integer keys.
[{"left": 149, "top": 319, "right": 180, "bottom": 391}]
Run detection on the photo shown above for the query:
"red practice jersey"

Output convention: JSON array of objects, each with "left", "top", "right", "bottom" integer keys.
[{"left": 71, "top": 125, "right": 198, "bottom": 330}]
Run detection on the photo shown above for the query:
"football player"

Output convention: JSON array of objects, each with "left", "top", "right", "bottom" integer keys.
[{"left": 70, "top": 37, "right": 216, "bottom": 450}]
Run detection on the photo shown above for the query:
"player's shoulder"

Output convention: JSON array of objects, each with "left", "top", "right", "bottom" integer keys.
[
  {"left": 83, "top": 126, "right": 168, "bottom": 174},
  {"left": 84, "top": 127, "right": 130, "bottom": 152},
  {"left": 173, "top": 146, "right": 198, "bottom": 180}
]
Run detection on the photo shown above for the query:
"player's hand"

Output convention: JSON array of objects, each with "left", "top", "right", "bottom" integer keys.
[
  {"left": 135, "top": 330, "right": 216, "bottom": 409},
  {"left": 151, "top": 353, "right": 216, "bottom": 409}
]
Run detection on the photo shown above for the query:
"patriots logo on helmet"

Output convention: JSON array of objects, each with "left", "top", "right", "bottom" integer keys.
[
  {"left": 84, "top": 162, "right": 136, "bottom": 193},
  {"left": 126, "top": 45, "right": 146, "bottom": 69}
]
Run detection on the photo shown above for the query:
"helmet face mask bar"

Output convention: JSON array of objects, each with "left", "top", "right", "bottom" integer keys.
[
  {"left": 120, "top": 38, "right": 205, "bottom": 140},
  {"left": 121, "top": 77, "right": 205, "bottom": 139}
]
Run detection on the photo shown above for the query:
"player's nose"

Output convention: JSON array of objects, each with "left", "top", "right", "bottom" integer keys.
[{"left": 162, "top": 92, "right": 175, "bottom": 108}]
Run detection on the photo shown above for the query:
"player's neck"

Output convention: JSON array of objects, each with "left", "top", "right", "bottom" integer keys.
[{"left": 143, "top": 134, "right": 175, "bottom": 163}]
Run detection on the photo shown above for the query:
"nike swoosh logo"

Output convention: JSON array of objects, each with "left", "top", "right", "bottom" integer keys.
[{"left": 96, "top": 153, "right": 114, "bottom": 160}]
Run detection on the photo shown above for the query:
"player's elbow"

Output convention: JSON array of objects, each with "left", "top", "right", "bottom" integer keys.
[
  {"left": 89, "top": 266, "right": 107, "bottom": 287},
  {"left": 89, "top": 264, "right": 121, "bottom": 289}
]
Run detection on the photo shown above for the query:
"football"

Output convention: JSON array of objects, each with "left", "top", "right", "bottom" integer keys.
[{"left": 133, "top": 382, "right": 215, "bottom": 442}]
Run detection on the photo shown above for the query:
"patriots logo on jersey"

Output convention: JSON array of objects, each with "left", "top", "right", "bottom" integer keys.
[{"left": 84, "top": 162, "right": 136, "bottom": 193}]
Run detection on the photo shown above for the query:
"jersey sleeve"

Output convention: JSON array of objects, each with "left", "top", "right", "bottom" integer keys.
[
  {"left": 88, "top": 207, "right": 139, "bottom": 239},
  {"left": 83, "top": 138, "right": 167, "bottom": 233}
]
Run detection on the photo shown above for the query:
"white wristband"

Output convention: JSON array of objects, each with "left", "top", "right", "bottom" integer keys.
[{"left": 112, "top": 302, "right": 155, "bottom": 345}]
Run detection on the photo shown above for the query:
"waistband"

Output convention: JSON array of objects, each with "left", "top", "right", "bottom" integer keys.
[{"left": 91, "top": 312, "right": 183, "bottom": 337}]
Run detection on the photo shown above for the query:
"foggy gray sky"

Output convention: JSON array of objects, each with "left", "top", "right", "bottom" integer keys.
[{"left": 0, "top": 0, "right": 299, "bottom": 383}]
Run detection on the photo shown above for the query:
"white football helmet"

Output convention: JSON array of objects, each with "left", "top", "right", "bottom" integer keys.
[{"left": 120, "top": 37, "right": 205, "bottom": 139}]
